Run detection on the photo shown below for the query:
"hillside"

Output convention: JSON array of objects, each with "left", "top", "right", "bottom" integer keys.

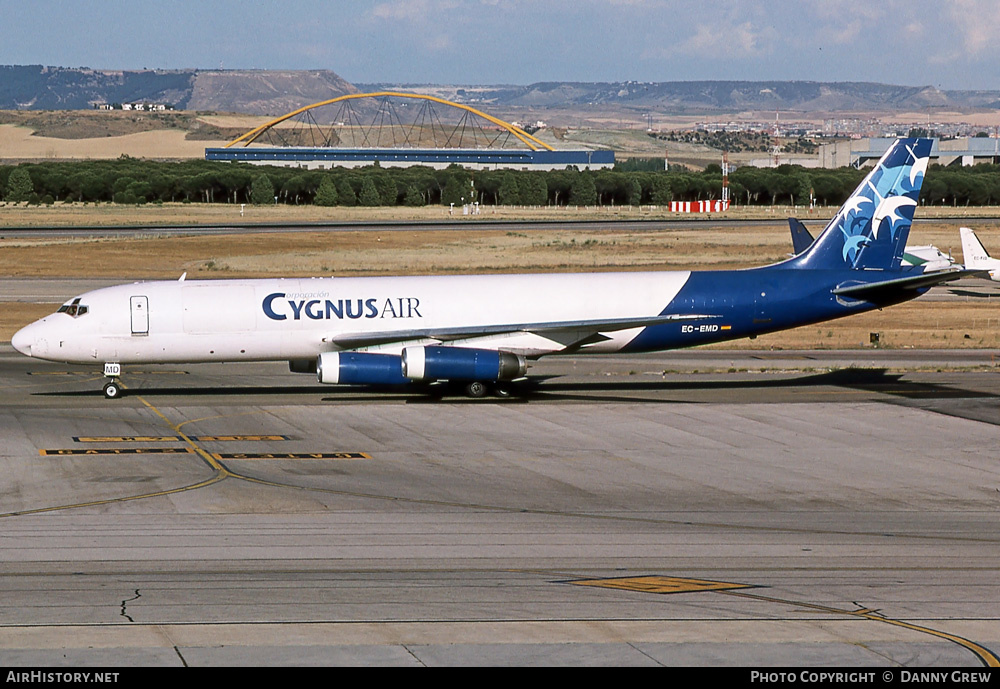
[
  {"left": 360, "top": 80, "right": 1000, "bottom": 114},
  {"left": 0, "top": 66, "right": 358, "bottom": 115},
  {"left": 4, "top": 66, "right": 1000, "bottom": 117}
]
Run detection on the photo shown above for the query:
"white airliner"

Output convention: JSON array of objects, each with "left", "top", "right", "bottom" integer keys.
[
  {"left": 960, "top": 227, "right": 1000, "bottom": 281},
  {"left": 11, "top": 138, "right": 974, "bottom": 399}
]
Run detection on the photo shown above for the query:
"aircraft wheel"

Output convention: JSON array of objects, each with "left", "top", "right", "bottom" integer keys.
[
  {"left": 103, "top": 381, "right": 123, "bottom": 399},
  {"left": 464, "top": 381, "right": 488, "bottom": 398},
  {"left": 492, "top": 383, "right": 513, "bottom": 398}
]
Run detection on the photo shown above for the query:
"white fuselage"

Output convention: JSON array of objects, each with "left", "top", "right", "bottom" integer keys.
[
  {"left": 13, "top": 271, "right": 691, "bottom": 365},
  {"left": 903, "top": 245, "right": 954, "bottom": 272},
  {"left": 960, "top": 227, "right": 1000, "bottom": 281}
]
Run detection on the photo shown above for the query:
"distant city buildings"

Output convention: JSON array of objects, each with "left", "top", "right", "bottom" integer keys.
[
  {"left": 667, "top": 115, "right": 1000, "bottom": 169},
  {"left": 93, "top": 102, "right": 174, "bottom": 111}
]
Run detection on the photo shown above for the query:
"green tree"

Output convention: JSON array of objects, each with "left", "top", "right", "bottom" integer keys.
[
  {"left": 335, "top": 176, "right": 357, "bottom": 206},
  {"left": 547, "top": 170, "right": 575, "bottom": 206},
  {"left": 112, "top": 176, "right": 136, "bottom": 195},
  {"left": 314, "top": 176, "right": 339, "bottom": 207},
  {"left": 114, "top": 180, "right": 151, "bottom": 205},
  {"left": 218, "top": 168, "right": 252, "bottom": 204},
  {"left": 569, "top": 173, "right": 597, "bottom": 206},
  {"left": 440, "top": 174, "right": 468, "bottom": 206},
  {"left": 498, "top": 172, "right": 520, "bottom": 205},
  {"left": 6, "top": 168, "right": 34, "bottom": 203},
  {"left": 404, "top": 184, "right": 425, "bottom": 206},
  {"left": 281, "top": 174, "right": 310, "bottom": 205},
  {"left": 595, "top": 171, "right": 626, "bottom": 205},
  {"left": 251, "top": 173, "right": 274, "bottom": 205},
  {"left": 520, "top": 174, "right": 548, "bottom": 205},
  {"left": 372, "top": 170, "right": 398, "bottom": 206},
  {"left": 626, "top": 175, "right": 642, "bottom": 205},
  {"left": 358, "top": 176, "right": 381, "bottom": 206},
  {"left": 404, "top": 168, "right": 439, "bottom": 205},
  {"left": 648, "top": 175, "right": 672, "bottom": 205},
  {"left": 75, "top": 173, "right": 107, "bottom": 203}
]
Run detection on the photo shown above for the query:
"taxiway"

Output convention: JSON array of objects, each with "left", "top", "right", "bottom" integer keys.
[{"left": 0, "top": 346, "right": 998, "bottom": 666}]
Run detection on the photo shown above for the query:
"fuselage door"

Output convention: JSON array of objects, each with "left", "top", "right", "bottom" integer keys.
[{"left": 130, "top": 296, "right": 149, "bottom": 335}]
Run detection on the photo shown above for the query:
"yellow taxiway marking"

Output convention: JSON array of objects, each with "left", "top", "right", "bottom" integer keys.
[
  {"left": 213, "top": 452, "right": 369, "bottom": 460},
  {"left": 0, "top": 473, "right": 226, "bottom": 519},
  {"left": 566, "top": 575, "right": 998, "bottom": 667},
  {"left": 40, "top": 448, "right": 194, "bottom": 456},
  {"left": 134, "top": 396, "right": 229, "bottom": 475},
  {"left": 719, "top": 589, "right": 1000, "bottom": 668},
  {"left": 74, "top": 436, "right": 184, "bottom": 443},
  {"left": 0, "top": 386, "right": 229, "bottom": 518},
  {"left": 571, "top": 575, "right": 752, "bottom": 595}
]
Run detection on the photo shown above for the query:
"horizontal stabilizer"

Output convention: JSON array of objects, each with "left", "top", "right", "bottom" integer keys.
[
  {"left": 789, "top": 218, "right": 815, "bottom": 255},
  {"left": 832, "top": 268, "right": 986, "bottom": 300},
  {"left": 328, "top": 313, "right": 717, "bottom": 350}
]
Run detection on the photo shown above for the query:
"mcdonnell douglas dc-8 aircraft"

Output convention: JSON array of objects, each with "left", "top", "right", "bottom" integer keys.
[{"left": 11, "top": 138, "right": 974, "bottom": 399}]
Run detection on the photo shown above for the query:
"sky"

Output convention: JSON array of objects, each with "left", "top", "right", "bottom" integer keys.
[{"left": 2, "top": 0, "right": 1000, "bottom": 90}]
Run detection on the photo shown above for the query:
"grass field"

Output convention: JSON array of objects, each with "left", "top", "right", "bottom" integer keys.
[
  {"left": 3, "top": 203, "right": 1000, "bottom": 353},
  {"left": 4, "top": 199, "right": 1000, "bottom": 228}
]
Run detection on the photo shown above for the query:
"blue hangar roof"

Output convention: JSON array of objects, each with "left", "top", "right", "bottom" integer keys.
[{"left": 205, "top": 147, "right": 615, "bottom": 170}]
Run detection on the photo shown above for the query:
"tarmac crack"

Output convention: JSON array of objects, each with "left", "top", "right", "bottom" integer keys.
[
  {"left": 120, "top": 589, "right": 140, "bottom": 623},
  {"left": 402, "top": 644, "right": 427, "bottom": 667},
  {"left": 173, "top": 646, "right": 189, "bottom": 667},
  {"left": 628, "top": 641, "right": 665, "bottom": 666}
]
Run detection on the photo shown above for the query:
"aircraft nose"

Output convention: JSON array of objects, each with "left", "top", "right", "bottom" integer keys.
[{"left": 12, "top": 323, "right": 36, "bottom": 357}]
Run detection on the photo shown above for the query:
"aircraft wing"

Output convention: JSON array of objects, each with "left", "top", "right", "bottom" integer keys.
[
  {"left": 325, "top": 312, "right": 717, "bottom": 351},
  {"left": 832, "top": 268, "right": 987, "bottom": 300}
]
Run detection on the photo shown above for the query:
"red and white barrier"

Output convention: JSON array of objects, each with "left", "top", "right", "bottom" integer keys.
[{"left": 670, "top": 200, "right": 729, "bottom": 213}]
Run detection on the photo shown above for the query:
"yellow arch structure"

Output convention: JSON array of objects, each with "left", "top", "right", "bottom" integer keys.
[{"left": 225, "top": 91, "right": 554, "bottom": 152}]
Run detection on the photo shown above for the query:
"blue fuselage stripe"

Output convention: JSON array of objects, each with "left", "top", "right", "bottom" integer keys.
[{"left": 624, "top": 267, "right": 920, "bottom": 353}]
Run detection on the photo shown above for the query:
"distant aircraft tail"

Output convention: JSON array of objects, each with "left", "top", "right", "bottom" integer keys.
[
  {"left": 789, "top": 138, "right": 932, "bottom": 271},
  {"left": 960, "top": 227, "right": 1000, "bottom": 280}
]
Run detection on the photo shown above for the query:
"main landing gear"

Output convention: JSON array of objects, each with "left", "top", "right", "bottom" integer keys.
[
  {"left": 463, "top": 381, "right": 515, "bottom": 399},
  {"left": 103, "top": 362, "right": 124, "bottom": 399}
]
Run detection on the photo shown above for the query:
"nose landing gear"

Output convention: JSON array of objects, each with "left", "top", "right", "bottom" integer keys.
[
  {"left": 103, "top": 362, "right": 124, "bottom": 399},
  {"left": 102, "top": 380, "right": 123, "bottom": 399}
]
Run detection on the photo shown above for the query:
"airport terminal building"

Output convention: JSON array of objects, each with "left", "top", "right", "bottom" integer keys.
[{"left": 819, "top": 137, "right": 1000, "bottom": 168}]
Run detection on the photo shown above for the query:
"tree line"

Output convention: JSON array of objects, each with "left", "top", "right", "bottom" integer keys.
[{"left": 3, "top": 156, "right": 1000, "bottom": 208}]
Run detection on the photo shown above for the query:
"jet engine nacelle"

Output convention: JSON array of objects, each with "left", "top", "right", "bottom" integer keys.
[
  {"left": 401, "top": 346, "right": 526, "bottom": 382},
  {"left": 316, "top": 351, "right": 409, "bottom": 385}
]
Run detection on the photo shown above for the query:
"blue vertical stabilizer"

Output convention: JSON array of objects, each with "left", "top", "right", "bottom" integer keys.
[{"left": 789, "top": 138, "right": 931, "bottom": 272}]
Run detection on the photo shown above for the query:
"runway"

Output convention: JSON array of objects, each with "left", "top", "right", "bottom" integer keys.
[
  {"left": 1, "top": 346, "right": 998, "bottom": 667},
  {"left": 0, "top": 215, "right": 996, "bottom": 239}
]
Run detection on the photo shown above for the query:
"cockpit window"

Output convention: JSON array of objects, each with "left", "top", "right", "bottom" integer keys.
[{"left": 57, "top": 298, "right": 89, "bottom": 318}]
